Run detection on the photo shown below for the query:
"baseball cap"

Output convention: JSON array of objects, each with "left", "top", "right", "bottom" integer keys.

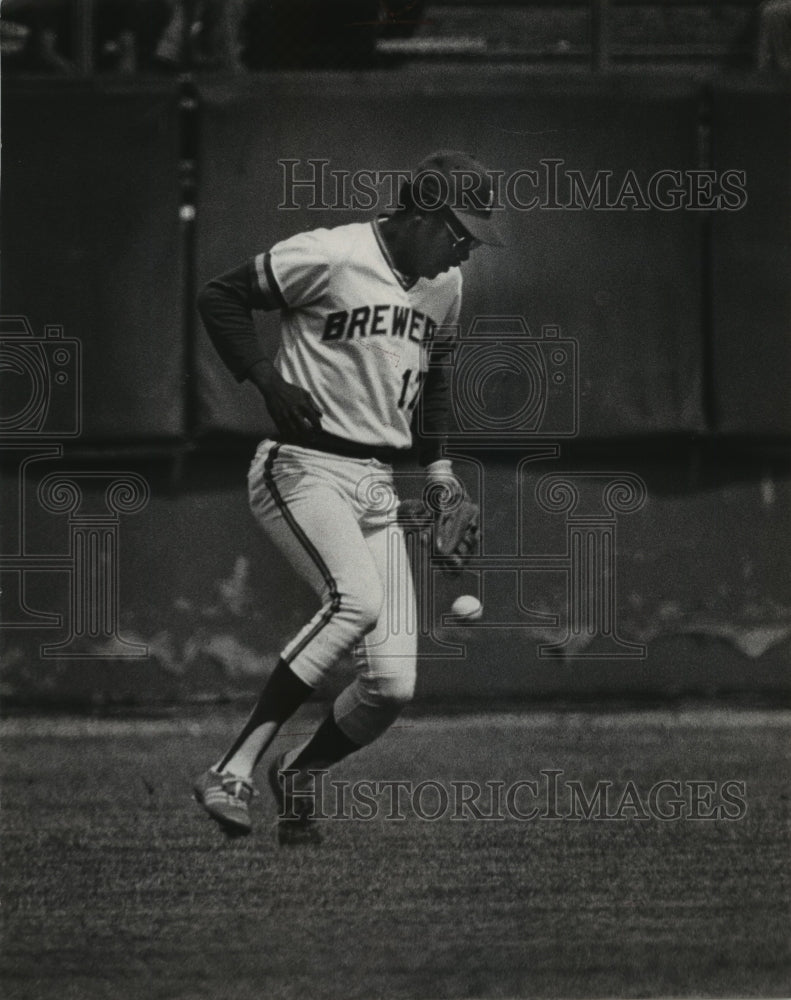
[{"left": 411, "top": 150, "right": 505, "bottom": 247}]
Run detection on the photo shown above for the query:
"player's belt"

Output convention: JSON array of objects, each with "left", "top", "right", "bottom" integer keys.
[{"left": 275, "top": 431, "right": 407, "bottom": 465}]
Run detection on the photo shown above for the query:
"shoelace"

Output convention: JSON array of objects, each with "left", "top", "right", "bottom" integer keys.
[{"left": 220, "top": 774, "right": 256, "bottom": 800}]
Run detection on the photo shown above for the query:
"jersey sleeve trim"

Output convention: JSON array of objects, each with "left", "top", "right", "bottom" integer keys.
[{"left": 254, "top": 251, "right": 289, "bottom": 310}]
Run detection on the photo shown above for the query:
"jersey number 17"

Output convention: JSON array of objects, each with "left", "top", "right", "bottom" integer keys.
[{"left": 398, "top": 369, "right": 425, "bottom": 410}]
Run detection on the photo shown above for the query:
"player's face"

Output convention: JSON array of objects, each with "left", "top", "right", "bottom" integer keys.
[{"left": 410, "top": 212, "right": 481, "bottom": 279}]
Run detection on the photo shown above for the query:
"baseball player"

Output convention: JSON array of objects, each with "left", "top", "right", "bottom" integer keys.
[{"left": 193, "top": 150, "right": 503, "bottom": 842}]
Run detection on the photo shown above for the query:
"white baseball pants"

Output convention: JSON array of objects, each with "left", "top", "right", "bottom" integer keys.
[{"left": 247, "top": 440, "right": 417, "bottom": 747}]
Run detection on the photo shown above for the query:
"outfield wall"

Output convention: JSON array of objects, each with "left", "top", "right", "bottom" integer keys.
[
  {"left": 2, "top": 445, "right": 788, "bottom": 705},
  {"left": 4, "top": 71, "right": 790, "bottom": 442},
  {"left": 1, "top": 70, "right": 789, "bottom": 704}
]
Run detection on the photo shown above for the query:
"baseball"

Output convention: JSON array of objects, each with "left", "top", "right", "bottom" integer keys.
[{"left": 450, "top": 594, "right": 483, "bottom": 620}]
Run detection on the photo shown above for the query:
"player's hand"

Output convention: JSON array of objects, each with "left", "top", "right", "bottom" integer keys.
[{"left": 260, "top": 373, "right": 323, "bottom": 440}]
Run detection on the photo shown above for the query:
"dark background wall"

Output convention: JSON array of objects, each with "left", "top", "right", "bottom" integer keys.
[
  {"left": 1, "top": 85, "right": 184, "bottom": 441},
  {"left": 195, "top": 74, "right": 708, "bottom": 439},
  {"left": 1, "top": 70, "right": 789, "bottom": 704}
]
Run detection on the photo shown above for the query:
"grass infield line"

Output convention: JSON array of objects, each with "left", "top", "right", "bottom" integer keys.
[{"left": 2, "top": 707, "right": 790, "bottom": 739}]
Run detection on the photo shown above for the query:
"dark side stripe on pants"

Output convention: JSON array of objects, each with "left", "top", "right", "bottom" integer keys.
[{"left": 262, "top": 443, "right": 342, "bottom": 666}]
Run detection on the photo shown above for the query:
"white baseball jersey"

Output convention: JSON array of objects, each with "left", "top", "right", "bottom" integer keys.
[{"left": 253, "top": 221, "right": 461, "bottom": 450}]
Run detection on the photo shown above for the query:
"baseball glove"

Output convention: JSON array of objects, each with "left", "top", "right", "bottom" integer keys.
[{"left": 397, "top": 490, "right": 479, "bottom": 575}]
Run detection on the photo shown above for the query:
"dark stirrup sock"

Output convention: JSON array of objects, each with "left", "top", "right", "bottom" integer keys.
[
  {"left": 291, "top": 710, "right": 362, "bottom": 770},
  {"left": 217, "top": 659, "right": 313, "bottom": 771}
]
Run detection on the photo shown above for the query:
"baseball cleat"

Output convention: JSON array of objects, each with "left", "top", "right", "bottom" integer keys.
[
  {"left": 193, "top": 768, "right": 255, "bottom": 836},
  {"left": 268, "top": 754, "right": 323, "bottom": 845}
]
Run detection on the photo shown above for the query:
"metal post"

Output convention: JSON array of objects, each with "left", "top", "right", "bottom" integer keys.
[
  {"left": 179, "top": 76, "right": 200, "bottom": 443},
  {"left": 591, "top": 0, "right": 610, "bottom": 72},
  {"left": 72, "top": 0, "right": 95, "bottom": 77}
]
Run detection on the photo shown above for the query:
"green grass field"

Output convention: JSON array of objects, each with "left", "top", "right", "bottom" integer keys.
[{"left": 2, "top": 707, "right": 790, "bottom": 1000}]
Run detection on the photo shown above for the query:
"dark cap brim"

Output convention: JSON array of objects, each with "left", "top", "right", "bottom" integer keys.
[{"left": 450, "top": 207, "right": 506, "bottom": 247}]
